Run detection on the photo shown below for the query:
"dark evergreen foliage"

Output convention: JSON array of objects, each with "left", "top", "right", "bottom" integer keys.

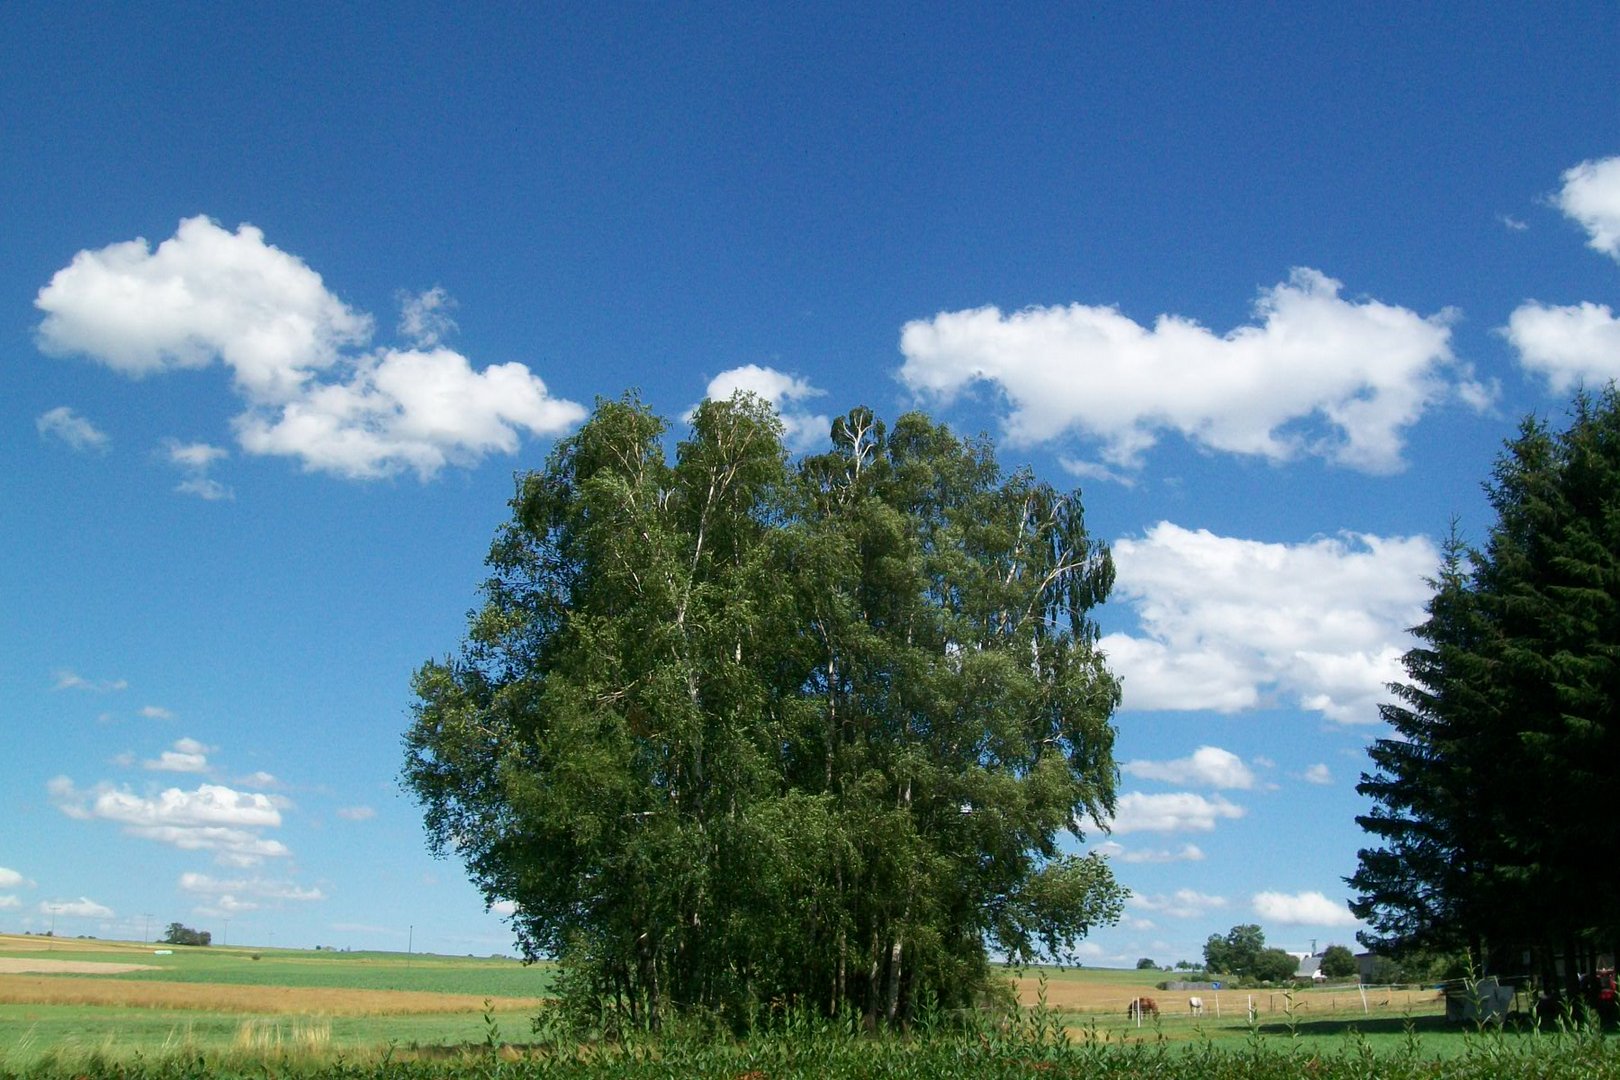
[{"left": 1351, "top": 386, "right": 1620, "bottom": 989}]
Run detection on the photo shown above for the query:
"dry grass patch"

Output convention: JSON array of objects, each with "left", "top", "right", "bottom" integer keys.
[
  {"left": 0, "top": 934, "right": 153, "bottom": 955},
  {"left": 0, "top": 975, "right": 548, "bottom": 1016},
  {"left": 1013, "top": 975, "right": 1444, "bottom": 1021},
  {"left": 1013, "top": 975, "right": 1165, "bottom": 1012},
  {"left": 0, "top": 958, "right": 158, "bottom": 975}
]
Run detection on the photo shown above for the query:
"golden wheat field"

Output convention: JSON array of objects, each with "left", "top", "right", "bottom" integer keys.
[
  {"left": 1012, "top": 970, "right": 1444, "bottom": 1020},
  {"left": 0, "top": 974, "right": 549, "bottom": 1016}
]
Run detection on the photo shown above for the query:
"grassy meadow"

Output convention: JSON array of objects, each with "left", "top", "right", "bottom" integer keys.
[{"left": 6, "top": 932, "right": 1619, "bottom": 1078}]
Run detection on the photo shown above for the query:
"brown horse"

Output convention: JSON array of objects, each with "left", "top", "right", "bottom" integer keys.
[{"left": 1127, "top": 996, "right": 1159, "bottom": 1020}]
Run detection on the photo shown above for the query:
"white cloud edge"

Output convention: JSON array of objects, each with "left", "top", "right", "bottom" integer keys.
[{"left": 689, "top": 363, "right": 831, "bottom": 451}]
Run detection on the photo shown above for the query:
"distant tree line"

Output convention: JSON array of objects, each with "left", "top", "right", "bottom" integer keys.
[
  {"left": 1195, "top": 926, "right": 1356, "bottom": 984},
  {"left": 1202, "top": 924, "right": 1299, "bottom": 983},
  {"left": 1352, "top": 387, "right": 1620, "bottom": 998}
]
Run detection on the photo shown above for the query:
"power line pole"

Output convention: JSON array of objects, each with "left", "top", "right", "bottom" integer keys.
[{"left": 139, "top": 914, "right": 153, "bottom": 943}]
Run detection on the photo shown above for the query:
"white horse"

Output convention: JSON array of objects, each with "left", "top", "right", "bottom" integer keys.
[{"left": 1188, "top": 996, "right": 1204, "bottom": 1016}]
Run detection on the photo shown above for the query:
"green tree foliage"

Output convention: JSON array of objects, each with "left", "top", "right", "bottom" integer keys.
[
  {"left": 1135, "top": 957, "right": 1158, "bottom": 970},
  {"left": 1203, "top": 923, "right": 1265, "bottom": 976},
  {"left": 162, "top": 922, "right": 211, "bottom": 946},
  {"left": 402, "top": 394, "right": 1125, "bottom": 1029},
  {"left": 1251, "top": 948, "right": 1300, "bottom": 984},
  {"left": 1351, "top": 387, "right": 1620, "bottom": 991},
  {"left": 1319, "top": 944, "right": 1357, "bottom": 979}
]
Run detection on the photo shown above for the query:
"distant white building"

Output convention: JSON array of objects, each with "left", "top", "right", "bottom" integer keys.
[{"left": 1292, "top": 952, "right": 1327, "bottom": 981}]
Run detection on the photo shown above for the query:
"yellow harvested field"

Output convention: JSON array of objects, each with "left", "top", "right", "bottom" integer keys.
[
  {"left": 1014, "top": 975, "right": 1443, "bottom": 1018},
  {"left": 0, "top": 957, "right": 157, "bottom": 975},
  {"left": 1014, "top": 975, "right": 1163, "bottom": 1011},
  {"left": 0, "top": 934, "right": 152, "bottom": 954},
  {"left": 0, "top": 976, "right": 549, "bottom": 1016}
]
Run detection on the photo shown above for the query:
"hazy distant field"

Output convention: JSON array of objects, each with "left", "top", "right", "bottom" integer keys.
[{"left": 0, "top": 933, "right": 553, "bottom": 1065}]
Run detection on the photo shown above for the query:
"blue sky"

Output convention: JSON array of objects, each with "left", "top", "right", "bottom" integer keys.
[{"left": 4, "top": 3, "right": 1618, "bottom": 966}]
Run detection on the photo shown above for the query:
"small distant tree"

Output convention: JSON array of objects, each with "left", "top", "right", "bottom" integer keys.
[
  {"left": 162, "top": 922, "right": 211, "bottom": 946},
  {"left": 1320, "top": 944, "right": 1357, "bottom": 979},
  {"left": 1203, "top": 923, "right": 1265, "bottom": 975},
  {"left": 1252, "top": 948, "right": 1300, "bottom": 983},
  {"left": 1135, "top": 956, "right": 1157, "bottom": 970}
]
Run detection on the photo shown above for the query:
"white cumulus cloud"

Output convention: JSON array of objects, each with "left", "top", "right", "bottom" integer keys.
[
  {"left": 1123, "top": 746, "right": 1256, "bottom": 790},
  {"left": 1095, "top": 791, "right": 1246, "bottom": 835},
  {"left": 398, "top": 286, "right": 458, "bottom": 348},
  {"left": 94, "top": 782, "right": 276, "bottom": 828},
  {"left": 1504, "top": 301, "right": 1620, "bottom": 392},
  {"left": 336, "top": 805, "right": 376, "bottom": 821},
  {"left": 35, "top": 216, "right": 584, "bottom": 480},
  {"left": 161, "top": 439, "right": 234, "bottom": 500},
  {"left": 898, "top": 268, "right": 1483, "bottom": 475},
  {"left": 36, "top": 406, "right": 110, "bottom": 452},
  {"left": 40, "top": 897, "right": 114, "bottom": 919},
  {"left": 178, "top": 872, "right": 323, "bottom": 904},
  {"left": 694, "top": 364, "right": 831, "bottom": 450},
  {"left": 1554, "top": 155, "right": 1620, "bottom": 261},
  {"left": 232, "top": 345, "right": 585, "bottom": 479},
  {"left": 1302, "top": 763, "right": 1333, "bottom": 786},
  {"left": 1092, "top": 841, "right": 1205, "bottom": 864},
  {"left": 143, "top": 737, "right": 211, "bottom": 774},
  {"left": 1103, "top": 523, "right": 1436, "bottom": 724},
  {"left": 36, "top": 216, "right": 371, "bottom": 394},
  {"left": 48, "top": 777, "right": 290, "bottom": 866},
  {"left": 53, "top": 670, "right": 127, "bottom": 693},
  {"left": 1252, "top": 890, "right": 1361, "bottom": 928}
]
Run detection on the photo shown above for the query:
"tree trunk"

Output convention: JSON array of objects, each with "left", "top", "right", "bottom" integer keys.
[
  {"left": 864, "top": 930, "right": 883, "bottom": 1029},
  {"left": 884, "top": 940, "right": 904, "bottom": 1024}
]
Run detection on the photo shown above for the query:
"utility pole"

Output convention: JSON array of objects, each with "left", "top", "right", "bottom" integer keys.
[
  {"left": 139, "top": 913, "right": 153, "bottom": 943},
  {"left": 407, "top": 924, "right": 414, "bottom": 969}
]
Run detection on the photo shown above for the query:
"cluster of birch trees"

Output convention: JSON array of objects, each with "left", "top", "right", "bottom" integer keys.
[{"left": 403, "top": 393, "right": 1125, "bottom": 1029}]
